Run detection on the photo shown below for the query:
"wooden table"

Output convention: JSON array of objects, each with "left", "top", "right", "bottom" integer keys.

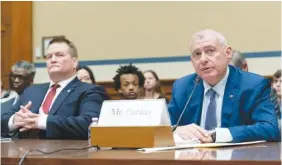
[{"left": 1, "top": 139, "right": 281, "bottom": 165}]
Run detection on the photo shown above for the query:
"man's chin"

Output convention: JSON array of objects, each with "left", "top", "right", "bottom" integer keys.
[{"left": 125, "top": 96, "right": 138, "bottom": 100}]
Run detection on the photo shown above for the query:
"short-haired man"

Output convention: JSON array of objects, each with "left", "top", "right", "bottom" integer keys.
[
  {"left": 10, "top": 60, "right": 36, "bottom": 95},
  {"left": 113, "top": 64, "right": 145, "bottom": 100},
  {"left": 1, "top": 37, "right": 109, "bottom": 139},
  {"left": 168, "top": 29, "right": 280, "bottom": 143},
  {"left": 229, "top": 50, "right": 248, "bottom": 72}
]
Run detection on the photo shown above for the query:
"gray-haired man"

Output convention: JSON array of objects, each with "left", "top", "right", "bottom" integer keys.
[{"left": 9, "top": 60, "right": 36, "bottom": 95}]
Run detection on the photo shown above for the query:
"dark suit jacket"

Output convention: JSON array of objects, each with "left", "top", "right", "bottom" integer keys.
[
  {"left": 1, "top": 77, "right": 109, "bottom": 139},
  {"left": 168, "top": 65, "right": 280, "bottom": 142}
]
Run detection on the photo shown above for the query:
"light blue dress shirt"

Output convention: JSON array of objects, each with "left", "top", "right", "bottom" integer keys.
[{"left": 200, "top": 67, "right": 233, "bottom": 142}]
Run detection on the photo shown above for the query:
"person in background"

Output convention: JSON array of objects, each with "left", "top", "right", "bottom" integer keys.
[
  {"left": 272, "top": 69, "right": 281, "bottom": 117},
  {"left": 1, "top": 80, "right": 18, "bottom": 104},
  {"left": 1, "top": 37, "right": 109, "bottom": 139},
  {"left": 229, "top": 51, "right": 281, "bottom": 119},
  {"left": 168, "top": 29, "right": 280, "bottom": 143},
  {"left": 113, "top": 63, "right": 145, "bottom": 100},
  {"left": 77, "top": 64, "right": 96, "bottom": 84},
  {"left": 9, "top": 60, "right": 36, "bottom": 95},
  {"left": 141, "top": 70, "right": 168, "bottom": 103},
  {"left": 229, "top": 50, "right": 248, "bottom": 71},
  {"left": 1, "top": 80, "right": 19, "bottom": 116}
]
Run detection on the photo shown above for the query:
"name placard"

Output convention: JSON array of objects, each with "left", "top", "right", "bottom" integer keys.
[{"left": 98, "top": 99, "right": 171, "bottom": 126}]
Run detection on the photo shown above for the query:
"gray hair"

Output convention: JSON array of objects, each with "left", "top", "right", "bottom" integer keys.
[
  {"left": 11, "top": 60, "right": 36, "bottom": 77},
  {"left": 189, "top": 29, "right": 228, "bottom": 52},
  {"left": 230, "top": 50, "right": 246, "bottom": 68}
]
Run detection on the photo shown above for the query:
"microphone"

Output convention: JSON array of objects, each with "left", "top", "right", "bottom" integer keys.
[{"left": 171, "top": 76, "right": 200, "bottom": 132}]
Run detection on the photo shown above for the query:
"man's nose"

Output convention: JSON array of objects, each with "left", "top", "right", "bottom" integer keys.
[
  {"left": 128, "top": 84, "right": 134, "bottom": 89},
  {"left": 50, "top": 55, "right": 57, "bottom": 62},
  {"left": 14, "top": 77, "right": 20, "bottom": 82},
  {"left": 199, "top": 53, "right": 208, "bottom": 62}
]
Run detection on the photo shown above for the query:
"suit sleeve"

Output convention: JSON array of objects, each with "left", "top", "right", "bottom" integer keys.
[
  {"left": 45, "top": 85, "right": 109, "bottom": 139},
  {"left": 228, "top": 79, "right": 281, "bottom": 142},
  {"left": 1, "top": 91, "right": 26, "bottom": 134}
]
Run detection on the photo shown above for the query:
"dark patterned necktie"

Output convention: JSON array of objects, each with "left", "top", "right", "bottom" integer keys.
[{"left": 204, "top": 88, "right": 217, "bottom": 130}]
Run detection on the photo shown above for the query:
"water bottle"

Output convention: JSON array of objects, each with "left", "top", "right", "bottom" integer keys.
[{"left": 88, "top": 117, "right": 99, "bottom": 146}]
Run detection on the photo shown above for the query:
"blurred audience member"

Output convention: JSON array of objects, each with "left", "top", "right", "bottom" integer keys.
[
  {"left": 77, "top": 65, "right": 96, "bottom": 84},
  {"left": 113, "top": 63, "right": 144, "bottom": 100},
  {"left": 1, "top": 80, "right": 19, "bottom": 116},
  {"left": 1, "top": 80, "right": 18, "bottom": 104},
  {"left": 272, "top": 69, "right": 281, "bottom": 118},
  {"left": 229, "top": 50, "right": 248, "bottom": 71},
  {"left": 229, "top": 50, "right": 281, "bottom": 119},
  {"left": 142, "top": 70, "right": 168, "bottom": 103},
  {"left": 10, "top": 60, "right": 36, "bottom": 95}
]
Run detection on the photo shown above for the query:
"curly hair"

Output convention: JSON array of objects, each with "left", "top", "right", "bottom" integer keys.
[{"left": 113, "top": 63, "right": 145, "bottom": 91}]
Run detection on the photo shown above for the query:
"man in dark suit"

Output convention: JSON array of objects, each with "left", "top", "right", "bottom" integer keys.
[
  {"left": 1, "top": 37, "right": 109, "bottom": 139},
  {"left": 168, "top": 29, "right": 280, "bottom": 143}
]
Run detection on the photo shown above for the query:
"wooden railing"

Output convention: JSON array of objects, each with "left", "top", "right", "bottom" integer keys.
[{"left": 97, "top": 76, "right": 273, "bottom": 100}]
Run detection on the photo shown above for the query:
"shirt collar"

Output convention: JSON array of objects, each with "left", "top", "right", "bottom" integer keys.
[
  {"left": 203, "top": 66, "right": 229, "bottom": 97},
  {"left": 49, "top": 75, "right": 77, "bottom": 89}
]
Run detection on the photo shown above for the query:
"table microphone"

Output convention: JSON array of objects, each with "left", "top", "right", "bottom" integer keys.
[{"left": 171, "top": 76, "right": 200, "bottom": 132}]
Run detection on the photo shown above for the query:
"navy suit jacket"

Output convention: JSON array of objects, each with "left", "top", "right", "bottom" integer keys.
[
  {"left": 1, "top": 78, "right": 109, "bottom": 139},
  {"left": 168, "top": 65, "right": 280, "bottom": 142}
]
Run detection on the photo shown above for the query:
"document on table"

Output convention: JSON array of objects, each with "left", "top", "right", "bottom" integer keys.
[{"left": 137, "top": 140, "right": 266, "bottom": 153}]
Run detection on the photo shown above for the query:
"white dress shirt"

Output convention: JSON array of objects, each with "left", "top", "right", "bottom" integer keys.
[
  {"left": 200, "top": 67, "right": 233, "bottom": 142},
  {"left": 8, "top": 75, "right": 77, "bottom": 131}
]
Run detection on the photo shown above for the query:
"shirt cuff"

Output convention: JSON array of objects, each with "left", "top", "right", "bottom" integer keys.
[
  {"left": 215, "top": 128, "right": 233, "bottom": 143},
  {"left": 38, "top": 114, "right": 48, "bottom": 130},
  {"left": 8, "top": 114, "right": 19, "bottom": 132}
]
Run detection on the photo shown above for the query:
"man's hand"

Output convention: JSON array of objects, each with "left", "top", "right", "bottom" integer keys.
[
  {"left": 174, "top": 123, "right": 213, "bottom": 143},
  {"left": 13, "top": 101, "right": 32, "bottom": 127},
  {"left": 13, "top": 101, "right": 40, "bottom": 132}
]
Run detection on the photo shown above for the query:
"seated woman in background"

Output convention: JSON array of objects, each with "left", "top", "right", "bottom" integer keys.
[
  {"left": 272, "top": 69, "right": 281, "bottom": 118},
  {"left": 142, "top": 70, "right": 168, "bottom": 103},
  {"left": 77, "top": 65, "right": 96, "bottom": 84}
]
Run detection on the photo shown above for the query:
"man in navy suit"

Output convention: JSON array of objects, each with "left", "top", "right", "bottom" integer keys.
[
  {"left": 168, "top": 29, "right": 280, "bottom": 143},
  {"left": 1, "top": 37, "right": 109, "bottom": 139}
]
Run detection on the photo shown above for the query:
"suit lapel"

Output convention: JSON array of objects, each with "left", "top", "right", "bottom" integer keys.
[
  {"left": 32, "top": 84, "right": 50, "bottom": 113},
  {"left": 48, "top": 78, "right": 79, "bottom": 115},
  {"left": 221, "top": 66, "right": 240, "bottom": 127}
]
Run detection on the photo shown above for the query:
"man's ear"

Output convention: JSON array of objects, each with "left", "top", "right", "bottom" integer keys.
[
  {"left": 225, "top": 46, "right": 233, "bottom": 60},
  {"left": 118, "top": 89, "right": 123, "bottom": 94},
  {"left": 242, "top": 62, "right": 249, "bottom": 72},
  {"left": 73, "top": 57, "right": 78, "bottom": 69}
]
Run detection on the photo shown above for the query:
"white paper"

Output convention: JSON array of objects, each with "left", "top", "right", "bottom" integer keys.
[
  {"left": 0, "top": 137, "right": 11, "bottom": 143},
  {"left": 137, "top": 140, "right": 266, "bottom": 153},
  {"left": 98, "top": 99, "right": 171, "bottom": 126}
]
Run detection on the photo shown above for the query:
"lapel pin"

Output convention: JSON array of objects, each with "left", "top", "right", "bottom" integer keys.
[
  {"left": 229, "top": 94, "right": 233, "bottom": 98},
  {"left": 67, "top": 89, "right": 71, "bottom": 93}
]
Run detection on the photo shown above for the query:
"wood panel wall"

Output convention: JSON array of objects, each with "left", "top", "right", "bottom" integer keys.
[{"left": 1, "top": 1, "right": 33, "bottom": 89}]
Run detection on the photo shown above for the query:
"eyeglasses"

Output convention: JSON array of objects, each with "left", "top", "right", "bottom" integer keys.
[{"left": 10, "top": 74, "right": 30, "bottom": 80}]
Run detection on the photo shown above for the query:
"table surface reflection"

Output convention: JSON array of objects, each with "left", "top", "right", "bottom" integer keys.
[{"left": 1, "top": 139, "right": 281, "bottom": 165}]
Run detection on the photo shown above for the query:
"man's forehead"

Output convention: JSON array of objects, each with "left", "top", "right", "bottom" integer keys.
[
  {"left": 190, "top": 36, "right": 218, "bottom": 51},
  {"left": 12, "top": 68, "right": 29, "bottom": 75},
  {"left": 120, "top": 74, "right": 139, "bottom": 81},
  {"left": 47, "top": 42, "right": 69, "bottom": 53}
]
